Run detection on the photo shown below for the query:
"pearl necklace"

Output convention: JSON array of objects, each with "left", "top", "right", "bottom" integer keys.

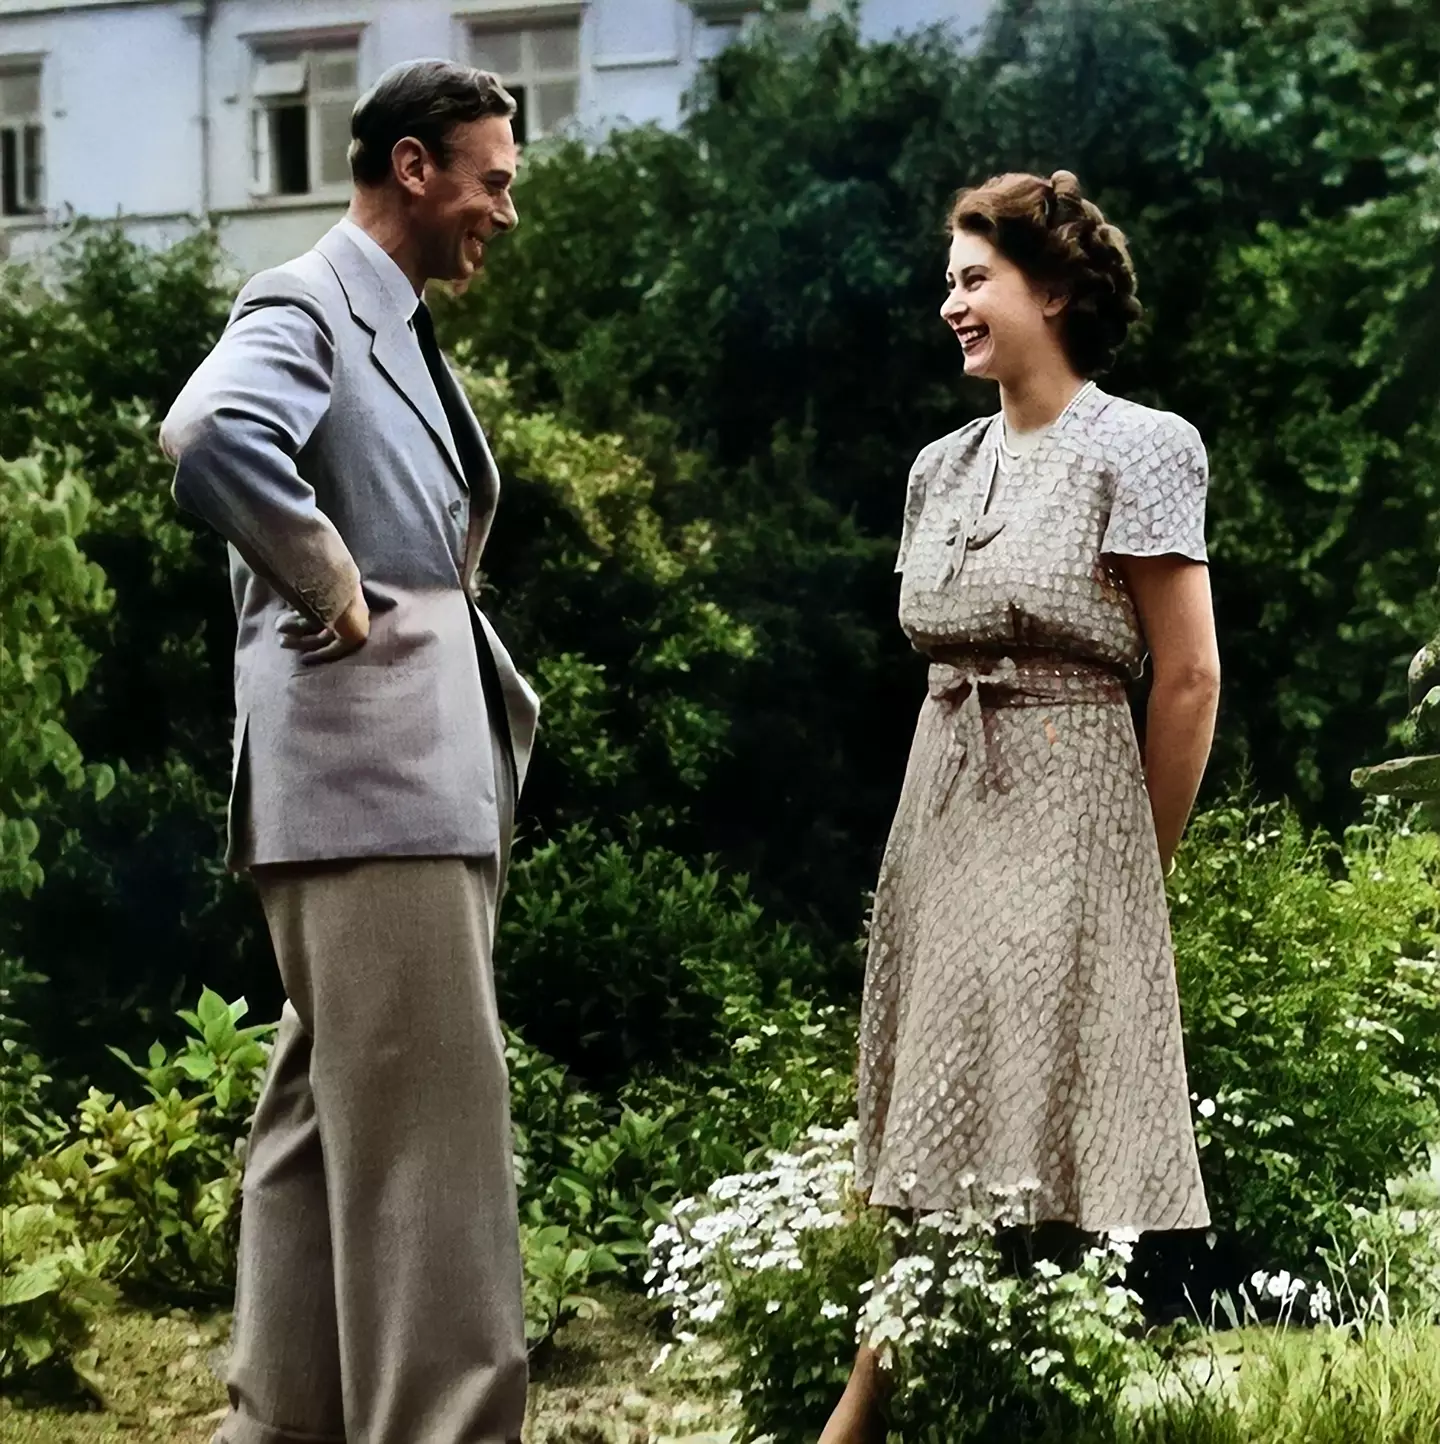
[{"left": 999, "top": 379, "right": 1096, "bottom": 461}]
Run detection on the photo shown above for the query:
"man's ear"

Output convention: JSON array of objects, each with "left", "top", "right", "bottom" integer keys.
[{"left": 391, "top": 137, "right": 429, "bottom": 197}]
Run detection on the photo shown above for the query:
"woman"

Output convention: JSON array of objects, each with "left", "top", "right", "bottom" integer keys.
[{"left": 819, "top": 170, "right": 1220, "bottom": 1443}]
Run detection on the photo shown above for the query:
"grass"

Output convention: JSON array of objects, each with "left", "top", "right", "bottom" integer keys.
[
  {"left": 8, "top": 1302, "right": 1440, "bottom": 1443},
  {"left": 1117, "top": 1324, "right": 1440, "bottom": 1444},
  {"left": 0, "top": 1288, "right": 739, "bottom": 1444},
  {"left": 1, "top": 1306, "right": 229, "bottom": 1443}
]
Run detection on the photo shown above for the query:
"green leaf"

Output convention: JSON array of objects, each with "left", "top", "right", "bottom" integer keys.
[{"left": 0, "top": 1260, "right": 63, "bottom": 1307}]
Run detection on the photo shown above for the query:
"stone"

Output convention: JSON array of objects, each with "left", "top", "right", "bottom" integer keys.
[
  {"left": 1355, "top": 623, "right": 1440, "bottom": 818},
  {"left": 1352, "top": 754, "right": 1440, "bottom": 799}
]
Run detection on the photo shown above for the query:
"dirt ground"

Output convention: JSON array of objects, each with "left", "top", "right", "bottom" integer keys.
[{"left": 0, "top": 1288, "right": 738, "bottom": 1444}]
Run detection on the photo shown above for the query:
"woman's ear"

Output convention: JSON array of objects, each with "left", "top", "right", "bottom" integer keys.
[{"left": 1040, "top": 286, "right": 1070, "bottom": 319}]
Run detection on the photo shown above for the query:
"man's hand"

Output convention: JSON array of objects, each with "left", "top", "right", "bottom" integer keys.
[{"left": 278, "top": 583, "right": 370, "bottom": 665}]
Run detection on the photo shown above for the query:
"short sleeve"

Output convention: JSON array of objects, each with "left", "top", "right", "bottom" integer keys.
[
  {"left": 1101, "top": 415, "right": 1209, "bottom": 564},
  {"left": 895, "top": 444, "right": 938, "bottom": 574}
]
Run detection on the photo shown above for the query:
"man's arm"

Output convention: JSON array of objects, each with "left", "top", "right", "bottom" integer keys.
[{"left": 161, "top": 292, "right": 363, "bottom": 635}]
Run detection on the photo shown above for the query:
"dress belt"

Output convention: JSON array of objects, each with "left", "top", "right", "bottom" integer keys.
[{"left": 923, "top": 649, "right": 1129, "bottom": 814}]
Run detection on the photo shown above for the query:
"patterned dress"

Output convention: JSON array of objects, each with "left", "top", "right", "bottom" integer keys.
[{"left": 855, "top": 383, "right": 1211, "bottom": 1234}]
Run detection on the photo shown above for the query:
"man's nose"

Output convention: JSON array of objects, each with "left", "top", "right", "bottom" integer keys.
[{"left": 492, "top": 197, "right": 519, "bottom": 234}]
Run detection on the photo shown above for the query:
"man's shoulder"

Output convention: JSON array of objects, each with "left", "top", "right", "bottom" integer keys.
[{"left": 231, "top": 248, "right": 343, "bottom": 327}]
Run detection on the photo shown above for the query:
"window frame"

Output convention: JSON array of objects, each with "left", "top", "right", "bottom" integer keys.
[
  {"left": 248, "top": 39, "right": 361, "bottom": 202},
  {"left": 0, "top": 58, "right": 45, "bottom": 220},
  {"left": 466, "top": 12, "right": 582, "bottom": 145}
]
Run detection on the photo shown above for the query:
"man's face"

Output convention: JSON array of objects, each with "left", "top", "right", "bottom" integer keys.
[{"left": 411, "top": 115, "right": 519, "bottom": 287}]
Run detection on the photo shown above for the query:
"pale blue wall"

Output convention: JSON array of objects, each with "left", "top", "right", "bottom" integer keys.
[{"left": 0, "top": 0, "right": 988, "bottom": 271}]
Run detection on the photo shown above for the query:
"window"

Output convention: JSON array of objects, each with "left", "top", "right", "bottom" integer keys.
[
  {"left": 250, "top": 45, "right": 358, "bottom": 198},
  {"left": 469, "top": 20, "right": 579, "bottom": 144},
  {"left": 0, "top": 63, "right": 43, "bottom": 218}
]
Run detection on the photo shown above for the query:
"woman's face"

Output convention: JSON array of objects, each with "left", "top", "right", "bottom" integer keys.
[{"left": 939, "top": 231, "right": 1067, "bottom": 386}]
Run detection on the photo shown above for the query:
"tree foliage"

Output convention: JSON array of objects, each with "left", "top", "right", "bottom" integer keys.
[
  {"left": 2, "top": 0, "right": 1439, "bottom": 1099},
  {"left": 0, "top": 455, "right": 113, "bottom": 897},
  {"left": 442, "top": 0, "right": 1440, "bottom": 922}
]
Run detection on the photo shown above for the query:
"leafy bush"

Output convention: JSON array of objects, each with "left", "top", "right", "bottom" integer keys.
[
  {"left": 644, "top": 1120, "right": 1440, "bottom": 1443},
  {"left": 0, "top": 230, "right": 266, "bottom": 1079},
  {"left": 0, "top": 452, "right": 113, "bottom": 897},
  {"left": 861, "top": 1223, "right": 1146, "bottom": 1441},
  {"left": 1, "top": 955, "right": 61, "bottom": 1186},
  {"left": 498, "top": 825, "right": 833, "bottom": 1086},
  {"left": 506, "top": 948, "right": 856, "bottom": 1274},
  {"left": 12, "top": 989, "right": 272, "bottom": 1298},
  {"left": 520, "top": 1222, "right": 624, "bottom": 1353},
  {"left": 454, "top": 366, "right": 758, "bottom": 832},
  {"left": 623, "top": 982, "right": 856, "bottom": 1195},
  {"left": 1173, "top": 799, "right": 1440, "bottom": 1267},
  {"left": 3, "top": 991, "right": 653, "bottom": 1359},
  {"left": 0, "top": 1202, "right": 116, "bottom": 1399},
  {"left": 648, "top": 1125, "right": 1151, "bottom": 1444}
]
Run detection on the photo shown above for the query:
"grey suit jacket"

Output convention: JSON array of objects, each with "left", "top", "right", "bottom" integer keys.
[{"left": 161, "top": 223, "right": 539, "bottom": 870}]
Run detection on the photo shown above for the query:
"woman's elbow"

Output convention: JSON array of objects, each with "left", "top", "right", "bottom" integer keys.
[{"left": 1155, "top": 657, "right": 1221, "bottom": 704}]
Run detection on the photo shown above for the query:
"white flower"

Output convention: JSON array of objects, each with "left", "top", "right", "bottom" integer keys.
[
  {"left": 820, "top": 1301, "right": 848, "bottom": 1320},
  {"left": 1197, "top": 1098, "right": 1217, "bottom": 1118},
  {"left": 765, "top": 1300, "right": 781, "bottom": 1314}
]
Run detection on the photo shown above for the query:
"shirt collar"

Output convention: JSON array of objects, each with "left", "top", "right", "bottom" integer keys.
[{"left": 337, "top": 217, "right": 423, "bottom": 324}]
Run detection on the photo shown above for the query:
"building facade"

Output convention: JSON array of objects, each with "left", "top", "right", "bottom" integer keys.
[{"left": 0, "top": 0, "right": 983, "bottom": 274}]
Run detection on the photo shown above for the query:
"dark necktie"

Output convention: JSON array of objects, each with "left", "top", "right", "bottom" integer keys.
[
  {"left": 413, "top": 301, "right": 518, "bottom": 791},
  {"left": 412, "top": 301, "right": 478, "bottom": 481}
]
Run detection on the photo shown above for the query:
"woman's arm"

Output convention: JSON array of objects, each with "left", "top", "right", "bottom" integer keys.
[{"left": 1112, "top": 556, "right": 1221, "bottom": 871}]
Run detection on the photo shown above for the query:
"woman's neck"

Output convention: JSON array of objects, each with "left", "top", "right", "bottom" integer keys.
[{"left": 998, "top": 363, "right": 1089, "bottom": 434}]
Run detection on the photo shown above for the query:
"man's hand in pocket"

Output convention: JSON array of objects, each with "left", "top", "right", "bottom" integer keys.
[{"left": 278, "top": 583, "right": 371, "bottom": 665}]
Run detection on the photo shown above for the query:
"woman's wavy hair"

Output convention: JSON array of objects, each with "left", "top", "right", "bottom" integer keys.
[{"left": 948, "top": 170, "right": 1142, "bottom": 377}]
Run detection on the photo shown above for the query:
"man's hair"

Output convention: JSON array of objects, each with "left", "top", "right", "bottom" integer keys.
[{"left": 349, "top": 59, "right": 516, "bottom": 187}]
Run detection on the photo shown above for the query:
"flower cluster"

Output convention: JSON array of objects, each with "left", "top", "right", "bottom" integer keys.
[
  {"left": 646, "top": 1122, "right": 1152, "bottom": 1430},
  {"left": 858, "top": 1211, "right": 1147, "bottom": 1415},
  {"left": 645, "top": 1122, "right": 855, "bottom": 1347},
  {"left": 1247, "top": 1268, "right": 1336, "bottom": 1323}
]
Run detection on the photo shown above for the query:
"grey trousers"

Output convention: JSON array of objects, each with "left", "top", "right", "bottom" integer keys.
[{"left": 218, "top": 844, "right": 526, "bottom": 1441}]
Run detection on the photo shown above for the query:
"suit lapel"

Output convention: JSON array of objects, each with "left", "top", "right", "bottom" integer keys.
[
  {"left": 443, "top": 369, "right": 501, "bottom": 578},
  {"left": 315, "top": 226, "right": 467, "bottom": 490}
]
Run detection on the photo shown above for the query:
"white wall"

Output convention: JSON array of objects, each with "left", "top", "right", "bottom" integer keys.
[
  {"left": 0, "top": 0, "right": 202, "bottom": 251},
  {"left": 859, "top": 0, "right": 988, "bottom": 42},
  {"left": 0, "top": 0, "right": 983, "bottom": 274}
]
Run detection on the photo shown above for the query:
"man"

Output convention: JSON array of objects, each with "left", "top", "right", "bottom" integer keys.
[{"left": 161, "top": 59, "right": 539, "bottom": 1444}]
